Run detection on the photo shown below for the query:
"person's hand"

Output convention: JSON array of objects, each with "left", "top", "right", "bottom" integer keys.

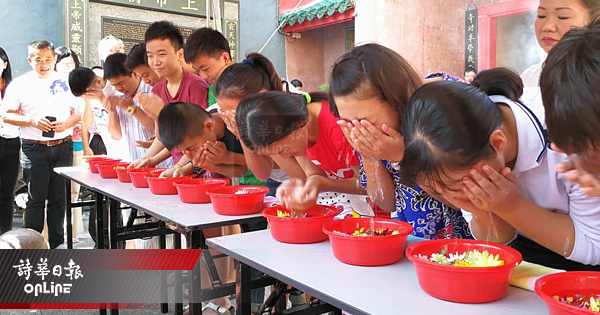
[
  {"left": 83, "top": 147, "right": 94, "bottom": 157},
  {"left": 557, "top": 157, "right": 600, "bottom": 197},
  {"left": 82, "top": 89, "right": 104, "bottom": 101},
  {"left": 218, "top": 109, "right": 239, "bottom": 138},
  {"left": 461, "top": 166, "right": 521, "bottom": 215},
  {"left": 32, "top": 117, "right": 53, "bottom": 132},
  {"left": 159, "top": 167, "right": 176, "bottom": 178},
  {"left": 136, "top": 136, "right": 156, "bottom": 148},
  {"left": 128, "top": 157, "right": 155, "bottom": 169},
  {"left": 103, "top": 96, "right": 117, "bottom": 112},
  {"left": 338, "top": 120, "right": 404, "bottom": 161},
  {"left": 173, "top": 166, "right": 192, "bottom": 177},
  {"left": 136, "top": 94, "right": 164, "bottom": 120},
  {"left": 275, "top": 176, "right": 320, "bottom": 212},
  {"left": 190, "top": 146, "right": 210, "bottom": 170},
  {"left": 202, "top": 141, "right": 227, "bottom": 165},
  {"left": 52, "top": 121, "right": 67, "bottom": 133},
  {"left": 109, "top": 95, "right": 134, "bottom": 111}
]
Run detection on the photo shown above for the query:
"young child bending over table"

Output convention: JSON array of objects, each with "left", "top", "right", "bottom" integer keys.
[
  {"left": 539, "top": 19, "right": 600, "bottom": 197},
  {"left": 158, "top": 101, "right": 247, "bottom": 315},
  {"left": 399, "top": 67, "right": 600, "bottom": 271}
]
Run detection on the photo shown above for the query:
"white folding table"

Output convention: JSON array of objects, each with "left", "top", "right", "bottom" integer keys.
[{"left": 208, "top": 230, "right": 549, "bottom": 315}]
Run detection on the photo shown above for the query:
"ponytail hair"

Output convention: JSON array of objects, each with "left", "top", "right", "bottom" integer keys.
[
  {"left": 215, "top": 52, "right": 283, "bottom": 100},
  {"left": 470, "top": 67, "right": 523, "bottom": 102},
  {"left": 236, "top": 91, "right": 327, "bottom": 151}
]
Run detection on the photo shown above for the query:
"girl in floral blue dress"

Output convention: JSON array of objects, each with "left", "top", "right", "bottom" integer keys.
[{"left": 329, "top": 43, "right": 472, "bottom": 240}]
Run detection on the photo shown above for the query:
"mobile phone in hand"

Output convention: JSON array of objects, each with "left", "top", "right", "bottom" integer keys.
[{"left": 42, "top": 116, "right": 56, "bottom": 138}]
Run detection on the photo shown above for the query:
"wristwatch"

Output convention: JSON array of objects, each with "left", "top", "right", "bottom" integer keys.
[{"left": 126, "top": 105, "right": 136, "bottom": 115}]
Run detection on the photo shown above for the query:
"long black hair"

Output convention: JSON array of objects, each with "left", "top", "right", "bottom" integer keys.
[
  {"left": 215, "top": 52, "right": 282, "bottom": 100},
  {"left": 0, "top": 47, "right": 12, "bottom": 98},
  {"left": 328, "top": 43, "right": 422, "bottom": 129},
  {"left": 235, "top": 91, "right": 327, "bottom": 151},
  {"left": 399, "top": 67, "right": 523, "bottom": 188}
]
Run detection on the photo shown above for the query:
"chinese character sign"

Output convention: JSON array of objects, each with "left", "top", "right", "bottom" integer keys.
[
  {"left": 98, "top": 0, "right": 204, "bottom": 16},
  {"left": 464, "top": 8, "right": 478, "bottom": 72},
  {"left": 224, "top": 20, "right": 238, "bottom": 62},
  {"left": 66, "top": 0, "right": 88, "bottom": 66}
]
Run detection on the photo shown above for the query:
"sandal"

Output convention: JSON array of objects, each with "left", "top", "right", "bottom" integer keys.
[{"left": 202, "top": 302, "right": 234, "bottom": 314}]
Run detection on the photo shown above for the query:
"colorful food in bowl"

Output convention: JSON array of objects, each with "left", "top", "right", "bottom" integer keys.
[
  {"left": 405, "top": 239, "right": 522, "bottom": 303},
  {"left": 416, "top": 248, "right": 504, "bottom": 267},
  {"left": 263, "top": 205, "right": 340, "bottom": 244},
  {"left": 323, "top": 218, "right": 413, "bottom": 266},
  {"left": 536, "top": 271, "right": 600, "bottom": 314},
  {"left": 127, "top": 168, "right": 167, "bottom": 188}
]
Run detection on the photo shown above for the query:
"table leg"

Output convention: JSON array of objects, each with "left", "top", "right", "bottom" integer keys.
[
  {"left": 186, "top": 230, "right": 203, "bottom": 315},
  {"left": 235, "top": 262, "right": 251, "bottom": 315},
  {"left": 108, "top": 198, "right": 119, "bottom": 249},
  {"left": 95, "top": 193, "right": 105, "bottom": 250},
  {"left": 275, "top": 288, "right": 286, "bottom": 313},
  {"left": 65, "top": 178, "right": 73, "bottom": 249},
  {"left": 99, "top": 310, "right": 107, "bottom": 315},
  {"left": 159, "top": 233, "right": 169, "bottom": 314},
  {"left": 174, "top": 233, "right": 184, "bottom": 315}
]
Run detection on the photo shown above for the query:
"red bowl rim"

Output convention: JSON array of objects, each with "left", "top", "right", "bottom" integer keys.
[
  {"left": 113, "top": 163, "right": 131, "bottom": 170},
  {"left": 322, "top": 218, "right": 414, "bottom": 241},
  {"left": 206, "top": 185, "right": 269, "bottom": 196},
  {"left": 97, "top": 162, "right": 125, "bottom": 170},
  {"left": 93, "top": 159, "right": 122, "bottom": 166},
  {"left": 405, "top": 239, "right": 523, "bottom": 272},
  {"left": 127, "top": 167, "right": 167, "bottom": 174},
  {"left": 534, "top": 271, "right": 600, "bottom": 314},
  {"left": 86, "top": 157, "right": 113, "bottom": 162},
  {"left": 146, "top": 174, "right": 193, "bottom": 181},
  {"left": 174, "top": 178, "right": 230, "bottom": 187},
  {"left": 263, "top": 205, "right": 341, "bottom": 222}
]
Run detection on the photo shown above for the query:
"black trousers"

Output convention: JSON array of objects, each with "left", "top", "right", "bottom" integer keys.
[
  {"left": 0, "top": 137, "right": 20, "bottom": 235},
  {"left": 510, "top": 235, "right": 600, "bottom": 271},
  {"left": 21, "top": 140, "right": 73, "bottom": 248}
]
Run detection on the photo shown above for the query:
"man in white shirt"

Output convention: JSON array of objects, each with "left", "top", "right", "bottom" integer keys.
[
  {"left": 1, "top": 40, "right": 81, "bottom": 249},
  {"left": 102, "top": 53, "right": 172, "bottom": 167}
]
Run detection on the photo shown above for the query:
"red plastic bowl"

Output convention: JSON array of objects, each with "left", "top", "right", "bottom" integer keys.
[
  {"left": 174, "top": 178, "right": 229, "bottom": 203},
  {"left": 115, "top": 165, "right": 133, "bottom": 183},
  {"left": 323, "top": 218, "right": 413, "bottom": 266},
  {"left": 263, "top": 205, "right": 341, "bottom": 244},
  {"left": 127, "top": 168, "right": 166, "bottom": 188},
  {"left": 146, "top": 175, "right": 194, "bottom": 195},
  {"left": 87, "top": 158, "right": 119, "bottom": 173},
  {"left": 206, "top": 186, "right": 269, "bottom": 216},
  {"left": 98, "top": 162, "right": 129, "bottom": 179},
  {"left": 535, "top": 271, "right": 600, "bottom": 315},
  {"left": 405, "top": 239, "right": 523, "bottom": 303}
]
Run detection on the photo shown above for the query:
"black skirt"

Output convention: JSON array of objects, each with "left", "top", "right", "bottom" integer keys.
[{"left": 90, "top": 134, "right": 107, "bottom": 155}]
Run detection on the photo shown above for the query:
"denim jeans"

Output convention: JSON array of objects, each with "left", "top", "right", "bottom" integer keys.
[
  {"left": 21, "top": 140, "right": 73, "bottom": 248},
  {"left": 0, "top": 137, "right": 20, "bottom": 235}
]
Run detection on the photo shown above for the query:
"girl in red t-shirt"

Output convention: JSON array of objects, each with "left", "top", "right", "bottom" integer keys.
[{"left": 234, "top": 91, "right": 365, "bottom": 212}]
